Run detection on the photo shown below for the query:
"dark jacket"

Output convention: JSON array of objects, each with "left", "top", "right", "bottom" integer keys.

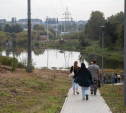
[
  {"left": 70, "top": 66, "right": 80, "bottom": 78},
  {"left": 77, "top": 68, "right": 92, "bottom": 87}
]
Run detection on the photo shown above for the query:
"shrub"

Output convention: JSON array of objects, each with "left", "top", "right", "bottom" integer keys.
[
  {"left": 0, "top": 56, "right": 12, "bottom": 66},
  {"left": 11, "top": 57, "right": 18, "bottom": 72}
]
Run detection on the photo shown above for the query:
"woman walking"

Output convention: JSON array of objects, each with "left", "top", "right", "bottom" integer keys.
[
  {"left": 78, "top": 63, "right": 92, "bottom": 100},
  {"left": 70, "top": 61, "right": 80, "bottom": 95}
]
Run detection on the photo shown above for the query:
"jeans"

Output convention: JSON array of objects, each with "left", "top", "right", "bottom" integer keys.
[
  {"left": 72, "top": 78, "right": 78, "bottom": 91},
  {"left": 81, "top": 87, "right": 90, "bottom": 99},
  {"left": 90, "top": 80, "right": 98, "bottom": 94}
]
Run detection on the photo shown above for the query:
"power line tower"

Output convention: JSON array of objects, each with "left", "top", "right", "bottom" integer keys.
[
  {"left": 70, "top": 17, "right": 73, "bottom": 32},
  {"left": 56, "top": 18, "right": 58, "bottom": 38},
  {"left": 46, "top": 16, "right": 49, "bottom": 41},
  {"left": 27, "top": 0, "right": 32, "bottom": 72},
  {"left": 63, "top": 8, "right": 71, "bottom": 32}
]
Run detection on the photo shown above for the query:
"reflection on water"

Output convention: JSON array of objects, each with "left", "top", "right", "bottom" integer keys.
[
  {"left": 1, "top": 48, "right": 89, "bottom": 69},
  {"left": 0, "top": 45, "right": 123, "bottom": 69}
]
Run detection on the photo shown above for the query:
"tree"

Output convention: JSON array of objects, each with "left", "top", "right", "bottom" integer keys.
[
  {"left": 85, "top": 11, "right": 105, "bottom": 40},
  {"left": 11, "top": 17, "right": 15, "bottom": 25},
  {"left": 79, "top": 30, "right": 89, "bottom": 47},
  {"left": 11, "top": 32, "right": 16, "bottom": 43},
  {"left": 78, "top": 24, "right": 85, "bottom": 31},
  {"left": 33, "top": 24, "right": 45, "bottom": 31},
  {"left": 11, "top": 17, "right": 17, "bottom": 24},
  {"left": 0, "top": 31, "right": 7, "bottom": 43},
  {"left": 4, "top": 24, "right": 11, "bottom": 32},
  {"left": 49, "top": 28, "right": 56, "bottom": 36},
  {"left": 0, "top": 25, "right": 3, "bottom": 31},
  {"left": 104, "top": 12, "right": 124, "bottom": 50},
  {"left": 13, "top": 24, "right": 23, "bottom": 33},
  {"left": 4, "top": 24, "right": 23, "bottom": 33},
  {"left": 48, "top": 31, "right": 54, "bottom": 40}
]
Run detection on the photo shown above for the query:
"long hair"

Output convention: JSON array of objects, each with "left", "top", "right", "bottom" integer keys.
[
  {"left": 80, "top": 63, "right": 86, "bottom": 71},
  {"left": 74, "top": 61, "right": 78, "bottom": 70}
]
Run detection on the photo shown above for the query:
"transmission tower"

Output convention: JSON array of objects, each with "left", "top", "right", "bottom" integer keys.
[
  {"left": 46, "top": 16, "right": 49, "bottom": 41},
  {"left": 63, "top": 8, "right": 71, "bottom": 32}
]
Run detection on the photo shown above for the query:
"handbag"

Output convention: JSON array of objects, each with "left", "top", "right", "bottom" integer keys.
[
  {"left": 69, "top": 66, "right": 74, "bottom": 78},
  {"left": 69, "top": 72, "right": 74, "bottom": 78},
  {"left": 98, "top": 80, "right": 101, "bottom": 88}
]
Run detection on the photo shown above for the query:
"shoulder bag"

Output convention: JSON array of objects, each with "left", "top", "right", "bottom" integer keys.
[{"left": 69, "top": 67, "right": 74, "bottom": 78}]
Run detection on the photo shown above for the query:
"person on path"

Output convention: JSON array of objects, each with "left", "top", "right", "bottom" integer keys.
[
  {"left": 103, "top": 74, "right": 106, "bottom": 84},
  {"left": 70, "top": 61, "right": 80, "bottom": 95},
  {"left": 115, "top": 73, "right": 118, "bottom": 83},
  {"left": 77, "top": 63, "right": 92, "bottom": 100},
  {"left": 117, "top": 74, "right": 121, "bottom": 83},
  {"left": 6, "top": 40, "right": 9, "bottom": 48},
  {"left": 111, "top": 75, "right": 115, "bottom": 84},
  {"left": 88, "top": 60, "right": 100, "bottom": 95}
]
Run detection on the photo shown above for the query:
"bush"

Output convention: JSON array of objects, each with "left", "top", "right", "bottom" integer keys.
[
  {"left": 11, "top": 57, "right": 18, "bottom": 72},
  {"left": 0, "top": 56, "right": 35, "bottom": 71},
  {"left": 0, "top": 56, "right": 12, "bottom": 66},
  {"left": 59, "top": 39, "right": 64, "bottom": 45}
]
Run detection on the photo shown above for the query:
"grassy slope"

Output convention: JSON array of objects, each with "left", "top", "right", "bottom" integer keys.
[
  {"left": 0, "top": 68, "right": 71, "bottom": 113},
  {"left": 99, "top": 84, "right": 126, "bottom": 113}
]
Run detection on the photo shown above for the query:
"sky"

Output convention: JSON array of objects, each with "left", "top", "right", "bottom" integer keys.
[{"left": 0, "top": 0, "right": 124, "bottom": 21}]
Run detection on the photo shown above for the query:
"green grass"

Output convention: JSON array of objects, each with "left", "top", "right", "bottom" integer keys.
[
  {"left": 82, "top": 45, "right": 123, "bottom": 62},
  {"left": 99, "top": 84, "right": 126, "bottom": 113},
  {"left": 0, "top": 69, "right": 71, "bottom": 113}
]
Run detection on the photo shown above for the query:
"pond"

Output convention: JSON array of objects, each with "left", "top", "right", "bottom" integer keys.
[{"left": 0, "top": 46, "right": 124, "bottom": 69}]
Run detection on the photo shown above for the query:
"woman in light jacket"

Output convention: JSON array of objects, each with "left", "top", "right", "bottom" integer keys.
[
  {"left": 70, "top": 61, "right": 80, "bottom": 95},
  {"left": 78, "top": 63, "right": 92, "bottom": 100}
]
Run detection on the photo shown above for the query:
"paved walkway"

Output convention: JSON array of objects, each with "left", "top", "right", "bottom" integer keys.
[{"left": 60, "top": 87, "right": 112, "bottom": 113}]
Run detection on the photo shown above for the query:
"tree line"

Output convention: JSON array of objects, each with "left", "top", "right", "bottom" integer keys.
[{"left": 80, "top": 11, "right": 124, "bottom": 50}]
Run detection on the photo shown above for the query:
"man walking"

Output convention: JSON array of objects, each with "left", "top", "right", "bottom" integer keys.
[
  {"left": 88, "top": 60, "right": 100, "bottom": 95},
  {"left": 117, "top": 74, "right": 121, "bottom": 83}
]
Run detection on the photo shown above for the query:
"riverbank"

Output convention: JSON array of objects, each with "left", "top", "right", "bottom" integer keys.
[
  {"left": 0, "top": 67, "right": 71, "bottom": 113},
  {"left": 0, "top": 38, "right": 124, "bottom": 62},
  {"left": 82, "top": 45, "right": 123, "bottom": 62},
  {"left": 38, "top": 39, "right": 123, "bottom": 62}
]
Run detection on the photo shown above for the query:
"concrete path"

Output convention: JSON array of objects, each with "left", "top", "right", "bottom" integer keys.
[{"left": 60, "top": 87, "right": 112, "bottom": 113}]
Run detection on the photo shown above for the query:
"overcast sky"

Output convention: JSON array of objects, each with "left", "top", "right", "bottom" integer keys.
[{"left": 0, "top": 0, "right": 124, "bottom": 21}]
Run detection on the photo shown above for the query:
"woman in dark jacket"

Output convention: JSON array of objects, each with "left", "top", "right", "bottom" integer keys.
[
  {"left": 70, "top": 61, "right": 80, "bottom": 95},
  {"left": 78, "top": 63, "right": 92, "bottom": 100}
]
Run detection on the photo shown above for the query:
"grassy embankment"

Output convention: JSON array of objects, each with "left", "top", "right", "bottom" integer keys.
[
  {"left": 82, "top": 45, "right": 123, "bottom": 62},
  {"left": 100, "top": 84, "right": 126, "bottom": 113},
  {"left": 0, "top": 68, "right": 71, "bottom": 113},
  {"left": 38, "top": 39, "right": 123, "bottom": 62},
  {"left": 34, "top": 39, "right": 81, "bottom": 51},
  {"left": 101, "top": 69, "right": 124, "bottom": 80}
]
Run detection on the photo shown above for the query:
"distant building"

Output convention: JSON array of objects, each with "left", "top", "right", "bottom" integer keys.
[
  {"left": 58, "top": 21, "right": 74, "bottom": 25},
  {"left": 0, "top": 19, "right": 7, "bottom": 28},
  {"left": 78, "top": 20, "right": 87, "bottom": 25},
  {"left": 18, "top": 19, "right": 44, "bottom": 25},
  {"left": 0, "top": 19, "right": 6, "bottom": 23}
]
